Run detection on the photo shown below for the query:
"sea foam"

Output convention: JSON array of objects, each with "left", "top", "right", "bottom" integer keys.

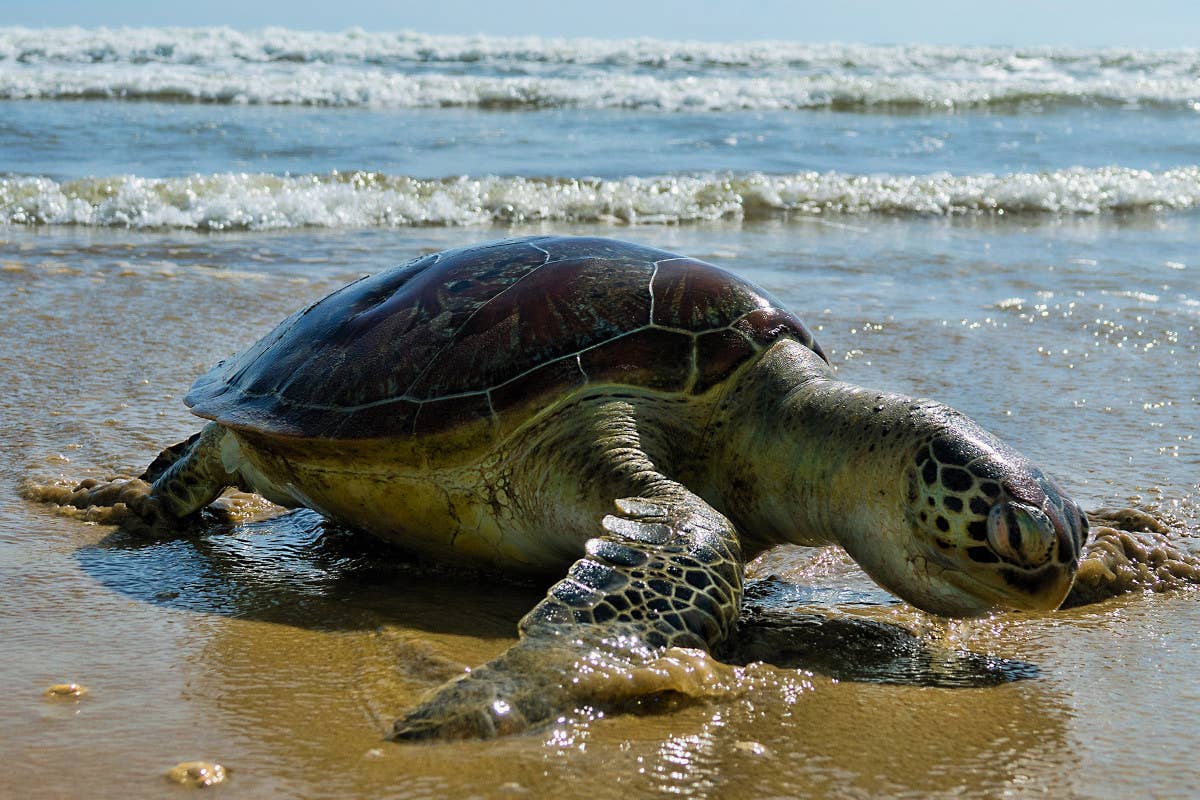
[
  {"left": 1, "top": 27, "right": 1198, "bottom": 111},
  {"left": 3, "top": 167, "right": 1198, "bottom": 229}
]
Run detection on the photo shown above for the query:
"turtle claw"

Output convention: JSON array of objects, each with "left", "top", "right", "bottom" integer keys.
[
  {"left": 601, "top": 513, "right": 673, "bottom": 544},
  {"left": 612, "top": 497, "right": 672, "bottom": 519}
]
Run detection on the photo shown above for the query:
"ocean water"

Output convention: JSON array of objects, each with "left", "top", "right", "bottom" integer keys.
[{"left": 2, "top": 27, "right": 1198, "bottom": 799}]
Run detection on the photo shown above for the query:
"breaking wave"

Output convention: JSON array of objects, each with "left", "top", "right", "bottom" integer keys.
[
  {"left": 2, "top": 27, "right": 1199, "bottom": 111},
  {"left": 3, "top": 167, "right": 1198, "bottom": 229}
]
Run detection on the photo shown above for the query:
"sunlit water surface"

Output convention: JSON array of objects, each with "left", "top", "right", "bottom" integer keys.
[{"left": 2, "top": 216, "right": 1197, "bottom": 798}]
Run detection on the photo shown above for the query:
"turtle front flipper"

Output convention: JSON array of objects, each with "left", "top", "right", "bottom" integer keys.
[
  {"left": 392, "top": 492, "right": 744, "bottom": 740},
  {"left": 1061, "top": 508, "right": 1200, "bottom": 608},
  {"left": 51, "top": 422, "right": 236, "bottom": 521}
]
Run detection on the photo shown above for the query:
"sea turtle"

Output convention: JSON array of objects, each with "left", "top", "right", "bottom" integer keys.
[{"left": 54, "top": 235, "right": 1193, "bottom": 739}]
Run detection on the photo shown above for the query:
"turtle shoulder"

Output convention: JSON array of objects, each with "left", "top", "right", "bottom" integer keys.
[{"left": 185, "top": 236, "right": 825, "bottom": 441}]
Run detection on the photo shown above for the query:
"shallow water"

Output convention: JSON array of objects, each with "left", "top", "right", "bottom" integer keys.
[
  {"left": 3, "top": 26, "right": 1200, "bottom": 799},
  {"left": 2, "top": 215, "right": 1197, "bottom": 798}
]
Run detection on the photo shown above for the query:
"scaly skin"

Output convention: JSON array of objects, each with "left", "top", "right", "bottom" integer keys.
[{"left": 700, "top": 339, "right": 1086, "bottom": 616}]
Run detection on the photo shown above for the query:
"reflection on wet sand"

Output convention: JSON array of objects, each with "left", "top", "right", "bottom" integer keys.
[
  {"left": 75, "top": 506, "right": 540, "bottom": 634},
  {"left": 69, "top": 507, "right": 1086, "bottom": 797},
  {"left": 603, "top": 673, "right": 1079, "bottom": 799},
  {"left": 725, "top": 587, "right": 1039, "bottom": 687}
]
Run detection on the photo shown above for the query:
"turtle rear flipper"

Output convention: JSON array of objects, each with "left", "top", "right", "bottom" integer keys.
[
  {"left": 137, "top": 431, "right": 202, "bottom": 483},
  {"left": 57, "top": 423, "right": 234, "bottom": 520},
  {"left": 392, "top": 490, "right": 743, "bottom": 740}
]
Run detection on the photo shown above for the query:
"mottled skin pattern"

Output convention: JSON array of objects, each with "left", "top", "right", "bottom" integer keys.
[{"left": 57, "top": 235, "right": 1183, "bottom": 740}]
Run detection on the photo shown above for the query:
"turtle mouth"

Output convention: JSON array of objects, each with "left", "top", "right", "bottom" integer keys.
[{"left": 942, "top": 562, "right": 1073, "bottom": 613}]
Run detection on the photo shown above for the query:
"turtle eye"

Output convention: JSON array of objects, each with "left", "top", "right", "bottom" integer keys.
[
  {"left": 987, "top": 502, "right": 1057, "bottom": 567},
  {"left": 1078, "top": 512, "right": 1090, "bottom": 543}
]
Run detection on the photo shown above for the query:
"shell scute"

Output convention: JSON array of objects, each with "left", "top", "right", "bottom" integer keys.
[
  {"left": 537, "top": 235, "right": 671, "bottom": 264},
  {"left": 580, "top": 327, "right": 695, "bottom": 392},
  {"left": 335, "top": 399, "right": 422, "bottom": 440},
  {"left": 694, "top": 329, "right": 757, "bottom": 393},
  {"left": 490, "top": 358, "right": 587, "bottom": 418},
  {"left": 734, "top": 307, "right": 826, "bottom": 359},
  {"left": 650, "top": 257, "right": 767, "bottom": 331},
  {"left": 407, "top": 256, "right": 653, "bottom": 399},
  {"left": 412, "top": 393, "right": 495, "bottom": 437}
]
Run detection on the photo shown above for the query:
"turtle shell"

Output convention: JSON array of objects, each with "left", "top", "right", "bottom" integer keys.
[{"left": 185, "top": 236, "right": 825, "bottom": 439}]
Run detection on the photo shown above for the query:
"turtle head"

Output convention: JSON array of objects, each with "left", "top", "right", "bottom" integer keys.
[
  {"left": 718, "top": 342, "right": 1086, "bottom": 618},
  {"left": 840, "top": 406, "right": 1088, "bottom": 617}
]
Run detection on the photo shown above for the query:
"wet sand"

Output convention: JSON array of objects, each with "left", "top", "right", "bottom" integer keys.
[{"left": 2, "top": 219, "right": 1198, "bottom": 798}]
